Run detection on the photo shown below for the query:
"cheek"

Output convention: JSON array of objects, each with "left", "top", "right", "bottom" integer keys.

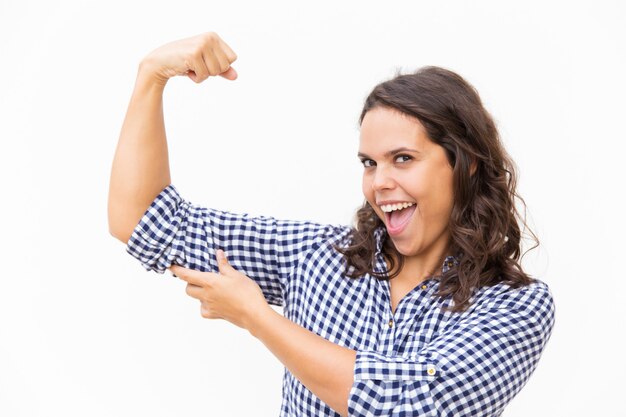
[
  {"left": 362, "top": 175, "right": 372, "bottom": 200},
  {"left": 361, "top": 176, "right": 384, "bottom": 219},
  {"left": 427, "top": 173, "right": 455, "bottom": 216},
  {"left": 406, "top": 171, "right": 451, "bottom": 214}
]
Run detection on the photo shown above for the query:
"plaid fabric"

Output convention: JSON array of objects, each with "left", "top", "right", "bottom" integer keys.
[{"left": 126, "top": 184, "right": 555, "bottom": 417}]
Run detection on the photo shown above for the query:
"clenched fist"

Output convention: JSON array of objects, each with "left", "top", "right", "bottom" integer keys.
[{"left": 139, "top": 31, "right": 238, "bottom": 85}]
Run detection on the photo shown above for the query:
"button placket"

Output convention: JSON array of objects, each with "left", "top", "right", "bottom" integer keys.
[
  {"left": 379, "top": 314, "right": 396, "bottom": 356},
  {"left": 393, "top": 282, "right": 437, "bottom": 353}
]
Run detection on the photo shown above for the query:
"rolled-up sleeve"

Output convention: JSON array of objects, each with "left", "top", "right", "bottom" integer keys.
[
  {"left": 126, "top": 184, "right": 346, "bottom": 306},
  {"left": 348, "top": 284, "right": 555, "bottom": 416}
]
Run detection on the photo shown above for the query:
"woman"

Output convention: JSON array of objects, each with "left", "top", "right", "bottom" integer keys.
[{"left": 108, "top": 31, "right": 555, "bottom": 417}]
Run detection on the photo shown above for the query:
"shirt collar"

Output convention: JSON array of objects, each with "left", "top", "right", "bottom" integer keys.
[
  {"left": 441, "top": 253, "right": 461, "bottom": 274},
  {"left": 373, "top": 226, "right": 386, "bottom": 255},
  {"left": 374, "top": 226, "right": 462, "bottom": 276}
]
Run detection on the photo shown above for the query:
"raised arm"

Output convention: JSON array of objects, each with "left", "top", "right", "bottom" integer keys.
[{"left": 107, "top": 32, "right": 238, "bottom": 243}]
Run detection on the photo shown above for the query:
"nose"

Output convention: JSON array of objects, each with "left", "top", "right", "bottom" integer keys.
[{"left": 371, "top": 165, "right": 395, "bottom": 192}]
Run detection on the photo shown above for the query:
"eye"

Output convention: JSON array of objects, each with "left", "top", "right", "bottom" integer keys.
[
  {"left": 395, "top": 154, "right": 412, "bottom": 163},
  {"left": 360, "top": 159, "right": 376, "bottom": 168}
]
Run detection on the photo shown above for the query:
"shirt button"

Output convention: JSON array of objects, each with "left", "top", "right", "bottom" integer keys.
[
  {"left": 388, "top": 319, "right": 394, "bottom": 328},
  {"left": 427, "top": 365, "right": 436, "bottom": 376},
  {"left": 421, "top": 285, "right": 427, "bottom": 290}
]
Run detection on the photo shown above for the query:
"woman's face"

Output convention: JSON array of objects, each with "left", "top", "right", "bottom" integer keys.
[{"left": 359, "top": 106, "right": 455, "bottom": 259}]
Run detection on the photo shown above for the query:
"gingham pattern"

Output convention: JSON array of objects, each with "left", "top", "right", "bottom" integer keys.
[{"left": 126, "top": 184, "right": 555, "bottom": 417}]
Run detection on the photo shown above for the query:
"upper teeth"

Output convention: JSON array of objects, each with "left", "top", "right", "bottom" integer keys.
[{"left": 380, "top": 202, "right": 415, "bottom": 212}]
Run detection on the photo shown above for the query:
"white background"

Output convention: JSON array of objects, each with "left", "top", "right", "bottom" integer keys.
[{"left": 1, "top": 0, "right": 624, "bottom": 416}]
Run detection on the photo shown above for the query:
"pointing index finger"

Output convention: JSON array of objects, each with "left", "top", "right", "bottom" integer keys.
[
  {"left": 169, "top": 265, "right": 216, "bottom": 286},
  {"left": 169, "top": 265, "right": 192, "bottom": 281}
]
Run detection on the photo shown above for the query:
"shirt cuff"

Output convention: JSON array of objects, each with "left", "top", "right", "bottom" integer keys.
[
  {"left": 348, "top": 350, "right": 444, "bottom": 416},
  {"left": 125, "top": 184, "right": 194, "bottom": 274},
  {"left": 353, "top": 350, "right": 445, "bottom": 382}
]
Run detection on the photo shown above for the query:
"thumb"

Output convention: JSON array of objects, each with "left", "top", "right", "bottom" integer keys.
[
  {"left": 218, "top": 66, "right": 238, "bottom": 80},
  {"left": 216, "top": 249, "right": 234, "bottom": 274}
]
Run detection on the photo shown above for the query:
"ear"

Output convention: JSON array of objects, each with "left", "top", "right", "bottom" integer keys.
[{"left": 469, "top": 159, "right": 478, "bottom": 177}]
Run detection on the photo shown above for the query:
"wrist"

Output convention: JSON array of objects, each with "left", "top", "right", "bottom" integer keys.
[
  {"left": 247, "top": 304, "right": 278, "bottom": 339},
  {"left": 137, "top": 58, "right": 169, "bottom": 90}
]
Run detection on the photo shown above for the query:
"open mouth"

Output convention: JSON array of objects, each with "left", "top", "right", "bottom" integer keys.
[{"left": 381, "top": 203, "right": 416, "bottom": 236}]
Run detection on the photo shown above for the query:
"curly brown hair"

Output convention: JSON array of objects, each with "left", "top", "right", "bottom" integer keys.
[{"left": 334, "top": 66, "right": 537, "bottom": 312}]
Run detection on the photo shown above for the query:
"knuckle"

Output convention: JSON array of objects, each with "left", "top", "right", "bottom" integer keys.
[
  {"left": 204, "top": 31, "right": 218, "bottom": 44},
  {"left": 225, "top": 51, "right": 237, "bottom": 63},
  {"left": 201, "top": 303, "right": 214, "bottom": 318}
]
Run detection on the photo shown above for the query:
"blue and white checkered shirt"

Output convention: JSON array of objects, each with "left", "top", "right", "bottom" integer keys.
[{"left": 126, "top": 184, "right": 555, "bottom": 417}]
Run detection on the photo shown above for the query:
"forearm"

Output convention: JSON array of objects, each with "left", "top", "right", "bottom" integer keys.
[
  {"left": 248, "top": 307, "right": 356, "bottom": 417},
  {"left": 107, "top": 61, "right": 171, "bottom": 243}
]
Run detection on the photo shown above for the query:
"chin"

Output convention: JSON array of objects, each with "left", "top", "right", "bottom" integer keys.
[{"left": 389, "top": 238, "right": 418, "bottom": 257}]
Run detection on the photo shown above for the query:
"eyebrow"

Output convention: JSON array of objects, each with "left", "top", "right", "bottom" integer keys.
[{"left": 357, "top": 147, "right": 422, "bottom": 159}]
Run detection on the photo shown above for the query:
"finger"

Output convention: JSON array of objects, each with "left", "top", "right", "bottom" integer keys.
[
  {"left": 170, "top": 265, "right": 207, "bottom": 286},
  {"left": 185, "top": 283, "right": 203, "bottom": 300},
  {"left": 204, "top": 46, "right": 223, "bottom": 76},
  {"left": 200, "top": 301, "right": 218, "bottom": 319},
  {"left": 201, "top": 303, "right": 211, "bottom": 318},
  {"left": 190, "top": 51, "right": 210, "bottom": 83},
  {"left": 219, "top": 66, "right": 238, "bottom": 80},
  {"left": 218, "top": 38, "right": 238, "bottom": 63},
  {"left": 212, "top": 47, "right": 230, "bottom": 74},
  {"left": 213, "top": 47, "right": 237, "bottom": 80},
  {"left": 216, "top": 249, "right": 236, "bottom": 275}
]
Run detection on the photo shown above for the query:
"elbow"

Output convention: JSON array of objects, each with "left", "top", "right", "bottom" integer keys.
[
  {"left": 107, "top": 199, "right": 139, "bottom": 244},
  {"left": 108, "top": 222, "right": 131, "bottom": 244},
  {"left": 107, "top": 208, "right": 133, "bottom": 244}
]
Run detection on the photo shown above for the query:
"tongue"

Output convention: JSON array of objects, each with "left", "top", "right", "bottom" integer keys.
[{"left": 389, "top": 205, "right": 416, "bottom": 229}]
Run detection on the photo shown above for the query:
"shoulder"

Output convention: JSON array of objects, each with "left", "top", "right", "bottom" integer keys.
[
  {"left": 322, "top": 224, "right": 354, "bottom": 244},
  {"left": 308, "top": 224, "right": 354, "bottom": 257},
  {"left": 472, "top": 279, "right": 555, "bottom": 333},
  {"left": 480, "top": 279, "right": 553, "bottom": 309}
]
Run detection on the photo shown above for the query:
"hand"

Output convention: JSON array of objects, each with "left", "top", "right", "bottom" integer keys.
[
  {"left": 169, "top": 250, "right": 270, "bottom": 331},
  {"left": 140, "top": 31, "right": 238, "bottom": 85}
]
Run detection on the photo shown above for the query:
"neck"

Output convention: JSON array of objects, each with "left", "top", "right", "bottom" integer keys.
[
  {"left": 386, "top": 235, "right": 451, "bottom": 282},
  {"left": 402, "top": 251, "right": 449, "bottom": 280}
]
